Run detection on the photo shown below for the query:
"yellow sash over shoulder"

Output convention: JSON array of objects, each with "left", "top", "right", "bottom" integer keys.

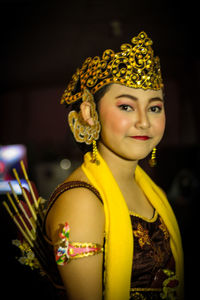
[{"left": 81, "top": 151, "right": 184, "bottom": 300}]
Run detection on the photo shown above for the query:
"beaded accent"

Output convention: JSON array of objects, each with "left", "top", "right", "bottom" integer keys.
[
  {"left": 55, "top": 222, "right": 103, "bottom": 266},
  {"left": 161, "top": 269, "right": 179, "bottom": 299},
  {"left": 130, "top": 270, "right": 178, "bottom": 299},
  {"left": 130, "top": 288, "right": 162, "bottom": 300}
]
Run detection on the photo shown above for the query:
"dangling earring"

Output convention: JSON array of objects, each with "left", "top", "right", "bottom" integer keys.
[
  {"left": 149, "top": 147, "right": 157, "bottom": 167},
  {"left": 92, "top": 139, "right": 100, "bottom": 165},
  {"left": 68, "top": 88, "right": 101, "bottom": 145}
]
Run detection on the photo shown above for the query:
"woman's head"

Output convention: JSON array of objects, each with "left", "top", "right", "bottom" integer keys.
[
  {"left": 63, "top": 31, "right": 165, "bottom": 159},
  {"left": 80, "top": 84, "right": 165, "bottom": 161}
]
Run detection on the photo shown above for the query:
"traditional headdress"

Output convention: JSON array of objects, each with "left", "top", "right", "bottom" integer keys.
[{"left": 61, "top": 31, "right": 163, "bottom": 105}]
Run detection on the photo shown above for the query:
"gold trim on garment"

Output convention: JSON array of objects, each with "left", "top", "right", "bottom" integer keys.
[
  {"left": 129, "top": 210, "right": 158, "bottom": 223},
  {"left": 130, "top": 288, "right": 162, "bottom": 292}
]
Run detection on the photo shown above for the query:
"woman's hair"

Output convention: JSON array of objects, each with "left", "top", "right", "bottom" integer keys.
[{"left": 67, "top": 84, "right": 112, "bottom": 153}]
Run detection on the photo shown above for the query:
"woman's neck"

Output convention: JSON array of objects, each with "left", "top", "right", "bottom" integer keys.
[{"left": 98, "top": 142, "right": 138, "bottom": 186}]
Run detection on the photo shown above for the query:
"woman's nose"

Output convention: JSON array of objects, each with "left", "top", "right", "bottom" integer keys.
[{"left": 135, "top": 110, "right": 150, "bottom": 129}]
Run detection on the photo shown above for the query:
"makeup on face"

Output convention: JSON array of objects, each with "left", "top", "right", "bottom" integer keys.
[
  {"left": 115, "top": 94, "right": 164, "bottom": 113},
  {"left": 98, "top": 84, "right": 166, "bottom": 161},
  {"left": 130, "top": 136, "right": 151, "bottom": 141}
]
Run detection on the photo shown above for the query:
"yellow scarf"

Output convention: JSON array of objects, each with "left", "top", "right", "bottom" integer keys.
[{"left": 81, "top": 151, "right": 184, "bottom": 300}]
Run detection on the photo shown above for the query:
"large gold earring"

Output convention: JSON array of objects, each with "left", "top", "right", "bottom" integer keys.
[
  {"left": 92, "top": 139, "right": 100, "bottom": 165},
  {"left": 149, "top": 147, "right": 157, "bottom": 167},
  {"left": 68, "top": 89, "right": 101, "bottom": 145}
]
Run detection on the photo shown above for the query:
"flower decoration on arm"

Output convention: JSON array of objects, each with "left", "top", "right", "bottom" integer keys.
[{"left": 55, "top": 222, "right": 103, "bottom": 266}]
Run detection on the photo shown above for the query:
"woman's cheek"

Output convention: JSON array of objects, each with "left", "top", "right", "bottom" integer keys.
[
  {"left": 102, "top": 111, "right": 131, "bottom": 135},
  {"left": 154, "top": 115, "right": 166, "bottom": 136}
]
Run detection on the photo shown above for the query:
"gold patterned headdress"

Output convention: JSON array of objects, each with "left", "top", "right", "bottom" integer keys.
[{"left": 61, "top": 31, "right": 163, "bottom": 105}]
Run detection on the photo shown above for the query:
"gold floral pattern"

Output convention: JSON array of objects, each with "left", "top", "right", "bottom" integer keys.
[
  {"left": 133, "top": 223, "right": 152, "bottom": 248},
  {"left": 151, "top": 246, "right": 165, "bottom": 269},
  {"left": 130, "top": 213, "right": 177, "bottom": 298},
  {"left": 159, "top": 217, "right": 169, "bottom": 240},
  {"left": 133, "top": 217, "right": 171, "bottom": 269}
]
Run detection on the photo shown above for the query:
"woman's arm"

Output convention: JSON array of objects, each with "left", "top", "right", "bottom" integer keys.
[{"left": 46, "top": 187, "right": 105, "bottom": 300}]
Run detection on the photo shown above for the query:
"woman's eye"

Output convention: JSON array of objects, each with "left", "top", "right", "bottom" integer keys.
[
  {"left": 118, "top": 104, "right": 133, "bottom": 112},
  {"left": 149, "top": 106, "right": 162, "bottom": 113}
]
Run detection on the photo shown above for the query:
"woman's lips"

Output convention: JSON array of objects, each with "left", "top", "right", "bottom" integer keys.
[{"left": 130, "top": 136, "right": 150, "bottom": 141}]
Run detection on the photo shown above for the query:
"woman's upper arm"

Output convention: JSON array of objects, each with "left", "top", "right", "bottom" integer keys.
[{"left": 46, "top": 187, "right": 105, "bottom": 300}]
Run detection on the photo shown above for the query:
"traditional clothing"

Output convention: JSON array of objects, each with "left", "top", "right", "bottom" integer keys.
[
  {"left": 44, "top": 150, "right": 184, "bottom": 300},
  {"left": 81, "top": 150, "right": 184, "bottom": 300}
]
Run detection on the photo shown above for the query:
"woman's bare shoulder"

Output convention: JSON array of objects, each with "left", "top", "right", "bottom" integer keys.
[
  {"left": 65, "top": 166, "right": 90, "bottom": 183},
  {"left": 46, "top": 166, "right": 104, "bottom": 244}
]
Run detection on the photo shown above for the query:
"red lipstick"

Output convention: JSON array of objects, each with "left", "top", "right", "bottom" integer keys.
[{"left": 131, "top": 136, "right": 150, "bottom": 141}]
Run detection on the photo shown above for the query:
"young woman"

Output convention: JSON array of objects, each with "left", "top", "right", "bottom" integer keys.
[{"left": 44, "top": 31, "right": 184, "bottom": 300}]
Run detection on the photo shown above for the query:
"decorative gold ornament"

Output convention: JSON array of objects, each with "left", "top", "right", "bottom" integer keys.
[
  {"left": 61, "top": 31, "right": 163, "bottom": 105},
  {"left": 149, "top": 147, "right": 157, "bottom": 167},
  {"left": 92, "top": 139, "right": 100, "bottom": 165},
  {"left": 68, "top": 88, "right": 101, "bottom": 145}
]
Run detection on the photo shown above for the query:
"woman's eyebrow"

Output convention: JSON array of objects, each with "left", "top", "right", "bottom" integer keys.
[
  {"left": 115, "top": 94, "right": 164, "bottom": 102},
  {"left": 115, "top": 94, "right": 138, "bottom": 101},
  {"left": 149, "top": 97, "right": 164, "bottom": 103}
]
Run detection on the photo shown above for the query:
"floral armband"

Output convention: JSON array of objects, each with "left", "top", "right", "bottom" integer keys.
[{"left": 55, "top": 222, "right": 103, "bottom": 266}]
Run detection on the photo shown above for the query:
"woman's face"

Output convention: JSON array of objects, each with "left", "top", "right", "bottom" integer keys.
[{"left": 98, "top": 84, "right": 166, "bottom": 161}]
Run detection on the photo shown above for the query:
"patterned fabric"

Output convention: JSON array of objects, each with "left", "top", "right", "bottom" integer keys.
[
  {"left": 130, "top": 211, "right": 178, "bottom": 299},
  {"left": 43, "top": 180, "right": 179, "bottom": 299},
  {"left": 130, "top": 290, "right": 162, "bottom": 300}
]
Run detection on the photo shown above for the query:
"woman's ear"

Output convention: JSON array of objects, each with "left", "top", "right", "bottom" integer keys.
[{"left": 80, "top": 101, "right": 95, "bottom": 126}]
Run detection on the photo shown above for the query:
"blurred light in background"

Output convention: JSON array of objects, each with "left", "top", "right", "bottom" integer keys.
[
  {"left": 0, "top": 144, "right": 27, "bottom": 180},
  {"left": 60, "top": 158, "right": 71, "bottom": 170},
  {"left": 0, "top": 144, "right": 28, "bottom": 195}
]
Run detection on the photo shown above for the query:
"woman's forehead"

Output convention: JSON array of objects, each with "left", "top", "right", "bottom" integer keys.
[{"left": 102, "top": 84, "right": 163, "bottom": 100}]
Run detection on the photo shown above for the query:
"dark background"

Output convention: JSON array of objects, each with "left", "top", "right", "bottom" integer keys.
[{"left": 1, "top": 0, "right": 199, "bottom": 299}]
